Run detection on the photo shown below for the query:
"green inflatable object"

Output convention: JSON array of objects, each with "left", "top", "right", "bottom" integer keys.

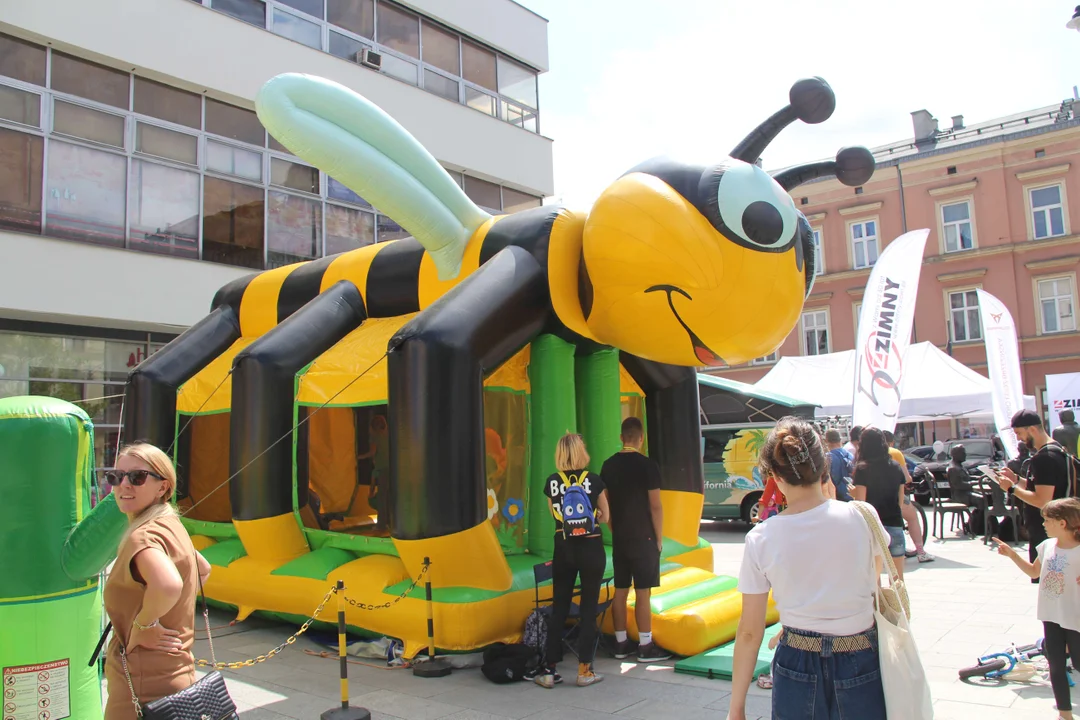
[
  {"left": 575, "top": 349, "right": 622, "bottom": 546},
  {"left": 527, "top": 334, "right": 577, "bottom": 558},
  {"left": 0, "top": 396, "right": 104, "bottom": 720}
]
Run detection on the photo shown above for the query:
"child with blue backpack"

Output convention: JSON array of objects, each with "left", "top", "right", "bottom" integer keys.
[{"left": 536, "top": 433, "right": 611, "bottom": 689}]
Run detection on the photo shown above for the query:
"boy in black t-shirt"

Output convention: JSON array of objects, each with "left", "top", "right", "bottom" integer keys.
[
  {"left": 600, "top": 417, "right": 671, "bottom": 663},
  {"left": 998, "top": 409, "right": 1071, "bottom": 582}
]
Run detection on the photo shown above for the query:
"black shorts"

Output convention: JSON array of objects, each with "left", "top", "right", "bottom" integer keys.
[{"left": 612, "top": 540, "right": 660, "bottom": 590}]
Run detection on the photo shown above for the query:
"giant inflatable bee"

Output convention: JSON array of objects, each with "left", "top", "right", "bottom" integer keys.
[{"left": 123, "top": 75, "right": 873, "bottom": 618}]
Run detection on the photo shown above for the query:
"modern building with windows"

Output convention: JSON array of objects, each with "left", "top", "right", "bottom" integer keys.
[
  {"left": 0, "top": 0, "right": 552, "bottom": 467},
  {"left": 720, "top": 98, "right": 1080, "bottom": 440}
]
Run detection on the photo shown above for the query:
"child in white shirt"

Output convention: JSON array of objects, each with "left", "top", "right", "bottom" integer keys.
[{"left": 995, "top": 497, "right": 1080, "bottom": 720}]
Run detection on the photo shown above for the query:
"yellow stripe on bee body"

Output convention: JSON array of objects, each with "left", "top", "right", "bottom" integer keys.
[
  {"left": 239, "top": 264, "right": 303, "bottom": 337},
  {"left": 546, "top": 209, "right": 599, "bottom": 342},
  {"left": 417, "top": 216, "right": 496, "bottom": 309},
  {"left": 319, "top": 242, "right": 383, "bottom": 305}
]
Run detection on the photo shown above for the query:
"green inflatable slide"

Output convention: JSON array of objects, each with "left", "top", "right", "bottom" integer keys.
[{"left": 0, "top": 396, "right": 113, "bottom": 720}]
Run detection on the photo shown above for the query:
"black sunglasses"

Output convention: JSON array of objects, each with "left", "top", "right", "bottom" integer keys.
[{"left": 103, "top": 469, "right": 164, "bottom": 487}]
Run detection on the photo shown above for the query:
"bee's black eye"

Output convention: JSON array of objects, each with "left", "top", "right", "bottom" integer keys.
[{"left": 700, "top": 158, "right": 800, "bottom": 252}]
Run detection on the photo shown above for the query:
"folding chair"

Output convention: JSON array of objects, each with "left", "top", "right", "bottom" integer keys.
[{"left": 532, "top": 560, "right": 613, "bottom": 660}]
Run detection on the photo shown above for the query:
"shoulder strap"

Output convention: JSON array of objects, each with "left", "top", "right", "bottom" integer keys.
[
  {"left": 851, "top": 501, "right": 911, "bottom": 619},
  {"left": 89, "top": 622, "right": 112, "bottom": 667}
]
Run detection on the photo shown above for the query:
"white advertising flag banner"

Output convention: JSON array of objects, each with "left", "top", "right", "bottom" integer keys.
[
  {"left": 1047, "top": 372, "right": 1080, "bottom": 435},
  {"left": 976, "top": 289, "right": 1025, "bottom": 460},
  {"left": 852, "top": 229, "right": 930, "bottom": 433}
]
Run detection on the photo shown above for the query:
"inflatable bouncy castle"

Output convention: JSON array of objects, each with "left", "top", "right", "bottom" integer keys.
[{"left": 58, "top": 74, "right": 873, "bottom": 659}]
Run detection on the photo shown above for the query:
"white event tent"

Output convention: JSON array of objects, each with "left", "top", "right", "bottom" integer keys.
[{"left": 753, "top": 341, "right": 1036, "bottom": 422}]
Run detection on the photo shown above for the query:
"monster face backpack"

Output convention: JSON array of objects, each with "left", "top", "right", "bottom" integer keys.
[{"left": 559, "top": 471, "right": 597, "bottom": 539}]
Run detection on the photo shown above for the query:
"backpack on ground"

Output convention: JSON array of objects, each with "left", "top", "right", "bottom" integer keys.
[
  {"left": 558, "top": 471, "right": 597, "bottom": 539},
  {"left": 481, "top": 643, "right": 538, "bottom": 684},
  {"left": 523, "top": 608, "right": 550, "bottom": 665}
]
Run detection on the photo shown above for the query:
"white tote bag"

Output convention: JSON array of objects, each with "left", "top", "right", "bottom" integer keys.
[{"left": 853, "top": 501, "right": 934, "bottom": 719}]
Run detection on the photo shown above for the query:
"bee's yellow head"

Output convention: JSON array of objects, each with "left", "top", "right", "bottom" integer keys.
[{"left": 578, "top": 77, "right": 875, "bottom": 367}]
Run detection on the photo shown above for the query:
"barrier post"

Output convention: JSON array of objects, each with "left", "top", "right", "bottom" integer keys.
[
  {"left": 412, "top": 557, "right": 451, "bottom": 678},
  {"left": 320, "top": 580, "right": 371, "bottom": 720}
]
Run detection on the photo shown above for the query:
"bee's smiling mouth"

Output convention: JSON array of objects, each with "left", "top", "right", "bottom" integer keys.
[{"left": 645, "top": 285, "right": 725, "bottom": 366}]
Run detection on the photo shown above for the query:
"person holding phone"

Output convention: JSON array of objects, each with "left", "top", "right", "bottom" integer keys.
[{"left": 996, "top": 410, "right": 1071, "bottom": 583}]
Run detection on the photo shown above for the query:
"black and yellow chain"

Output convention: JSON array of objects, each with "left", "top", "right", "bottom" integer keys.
[
  {"left": 194, "top": 562, "right": 430, "bottom": 669},
  {"left": 342, "top": 561, "right": 429, "bottom": 611}
]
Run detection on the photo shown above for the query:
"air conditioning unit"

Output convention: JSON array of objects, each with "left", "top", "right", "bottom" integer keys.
[{"left": 357, "top": 48, "right": 382, "bottom": 70}]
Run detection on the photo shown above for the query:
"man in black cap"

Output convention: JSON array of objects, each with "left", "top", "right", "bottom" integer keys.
[{"left": 996, "top": 409, "right": 1071, "bottom": 578}]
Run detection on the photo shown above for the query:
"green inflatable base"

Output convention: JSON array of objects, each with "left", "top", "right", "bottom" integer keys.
[{"left": 673, "top": 623, "right": 782, "bottom": 681}]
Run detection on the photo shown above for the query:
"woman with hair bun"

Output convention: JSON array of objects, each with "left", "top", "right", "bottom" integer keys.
[{"left": 727, "top": 417, "right": 888, "bottom": 720}]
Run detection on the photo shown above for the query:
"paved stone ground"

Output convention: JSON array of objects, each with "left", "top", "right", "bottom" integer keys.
[{"left": 105, "top": 519, "right": 1062, "bottom": 719}]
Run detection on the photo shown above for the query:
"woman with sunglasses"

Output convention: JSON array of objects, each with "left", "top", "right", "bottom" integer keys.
[{"left": 102, "top": 443, "right": 211, "bottom": 720}]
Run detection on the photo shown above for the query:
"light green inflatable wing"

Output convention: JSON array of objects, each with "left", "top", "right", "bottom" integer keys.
[{"left": 256, "top": 73, "right": 490, "bottom": 280}]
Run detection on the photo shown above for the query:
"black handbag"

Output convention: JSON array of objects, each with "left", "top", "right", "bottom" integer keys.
[{"left": 118, "top": 538, "right": 239, "bottom": 720}]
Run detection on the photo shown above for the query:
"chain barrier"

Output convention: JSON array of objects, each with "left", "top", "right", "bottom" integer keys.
[{"left": 194, "top": 561, "right": 431, "bottom": 670}]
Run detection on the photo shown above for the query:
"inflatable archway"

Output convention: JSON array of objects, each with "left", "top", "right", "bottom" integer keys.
[{"left": 61, "top": 74, "right": 873, "bottom": 659}]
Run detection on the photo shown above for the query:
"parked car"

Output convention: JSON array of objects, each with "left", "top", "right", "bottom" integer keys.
[
  {"left": 911, "top": 438, "right": 1003, "bottom": 504},
  {"left": 906, "top": 445, "right": 936, "bottom": 462}
]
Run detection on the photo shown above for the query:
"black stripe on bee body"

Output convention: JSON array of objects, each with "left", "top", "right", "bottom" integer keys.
[
  {"left": 479, "top": 205, "right": 563, "bottom": 268},
  {"left": 276, "top": 255, "right": 338, "bottom": 323},
  {"left": 366, "top": 237, "right": 426, "bottom": 317}
]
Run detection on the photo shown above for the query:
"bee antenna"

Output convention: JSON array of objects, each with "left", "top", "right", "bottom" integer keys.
[
  {"left": 731, "top": 77, "right": 837, "bottom": 164},
  {"left": 771, "top": 146, "right": 876, "bottom": 191}
]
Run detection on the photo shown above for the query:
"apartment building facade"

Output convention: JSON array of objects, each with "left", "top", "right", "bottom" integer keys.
[{"left": 0, "top": 0, "right": 552, "bottom": 465}]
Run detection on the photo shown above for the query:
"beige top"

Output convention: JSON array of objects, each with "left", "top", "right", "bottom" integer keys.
[{"left": 103, "top": 513, "right": 198, "bottom": 720}]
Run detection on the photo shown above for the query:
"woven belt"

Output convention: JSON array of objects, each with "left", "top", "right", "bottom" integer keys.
[{"left": 781, "top": 628, "right": 874, "bottom": 653}]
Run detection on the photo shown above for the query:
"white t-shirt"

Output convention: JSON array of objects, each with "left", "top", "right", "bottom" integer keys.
[
  {"left": 1037, "top": 539, "right": 1080, "bottom": 632},
  {"left": 738, "top": 500, "right": 885, "bottom": 636}
]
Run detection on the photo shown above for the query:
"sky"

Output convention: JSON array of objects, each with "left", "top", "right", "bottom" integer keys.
[{"left": 517, "top": 0, "right": 1080, "bottom": 208}]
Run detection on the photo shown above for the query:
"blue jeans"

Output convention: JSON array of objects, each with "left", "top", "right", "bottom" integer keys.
[{"left": 772, "top": 627, "right": 887, "bottom": 720}]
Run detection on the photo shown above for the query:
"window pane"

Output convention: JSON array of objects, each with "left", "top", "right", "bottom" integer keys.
[
  {"left": 50, "top": 52, "right": 129, "bottom": 109},
  {"left": 206, "top": 140, "right": 263, "bottom": 181},
  {"left": 380, "top": 52, "right": 418, "bottom": 85},
  {"left": 496, "top": 56, "right": 537, "bottom": 108},
  {"left": 967, "top": 308, "right": 981, "bottom": 339},
  {"left": 959, "top": 222, "right": 972, "bottom": 249},
  {"left": 1043, "top": 300, "right": 1058, "bottom": 333},
  {"left": 272, "top": 8, "right": 322, "bottom": 49},
  {"left": 0, "top": 127, "right": 43, "bottom": 234},
  {"left": 867, "top": 241, "right": 879, "bottom": 264},
  {"left": 462, "top": 41, "right": 496, "bottom": 91},
  {"left": 965, "top": 290, "right": 978, "bottom": 305},
  {"left": 1032, "top": 186, "right": 1060, "bottom": 207},
  {"left": 1051, "top": 207, "right": 1065, "bottom": 236},
  {"left": 854, "top": 242, "right": 866, "bottom": 268},
  {"left": 271, "top": 157, "right": 319, "bottom": 193},
  {"left": 136, "top": 123, "right": 198, "bottom": 165},
  {"left": 503, "top": 101, "right": 525, "bottom": 127},
  {"left": 0, "top": 33, "right": 47, "bottom": 86},
  {"left": 463, "top": 175, "right": 501, "bottom": 212},
  {"left": 866, "top": 221, "right": 876, "bottom": 237},
  {"left": 421, "top": 22, "right": 459, "bottom": 75},
  {"left": 377, "top": 214, "right": 408, "bottom": 242},
  {"left": 268, "top": 190, "right": 321, "bottom": 267},
  {"left": 423, "top": 69, "right": 458, "bottom": 101},
  {"left": 327, "top": 0, "right": 373, "bottom": 38},
  {"left": 327, "top": 176, "right": 371, "bottom": 207},
  {"left": 329, "top": 30, "right": 366, "bottom": 62},
  {"left": 377, "top": 2, "right": 419, "bottom": 58},
  {"left": 133, "top": 77, "right": 201, "bottom": 129},
  {"left": 501, "top": 187, "right": 541, "bottom": 213},
  {"left": 1034, "top": 210, "right": 1048, "bottom": 238},
  {"left": 326, "top": 203, "right": 374, "bottom": 255},
  {"left": 211, "top": 0, "right": 266, "bottom": 27},
  {"left": 205, "top": 98, "right": 263, "bottom": 145},
  {"left": 944, "top": 224, "right": 957, "bottom": 251},
  {"left": 53, "top": 100, "right": 125, "bottom": 148},
  {"left": 279, "top": 0, "right": 323, "bottom": 18},
  {"left": 852, "top": 224, "right": 863, "bottom": 239},
  {"left": 45, "top": 141, "right": 126, "bottom": 247},
  {"left": 942, "top": 202, "right": 969, "bottom": 223},
  {"left": 465, "top": 86, "right": 495, "bottom": 116},
  {"left": 952, "top": 310, "right": 967, "bottom": 340},
  {"left": 0, "top": 84, "right": 40, "bottom": 127},
  {"left": 950, "top": 293, "right": 964, "bottom": 310},
  {"left": 128, "top": 160, "right": 199, "bottom": 258},
  {"left": 202, "top": 176, "right": 264, "bottom": 268}
]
